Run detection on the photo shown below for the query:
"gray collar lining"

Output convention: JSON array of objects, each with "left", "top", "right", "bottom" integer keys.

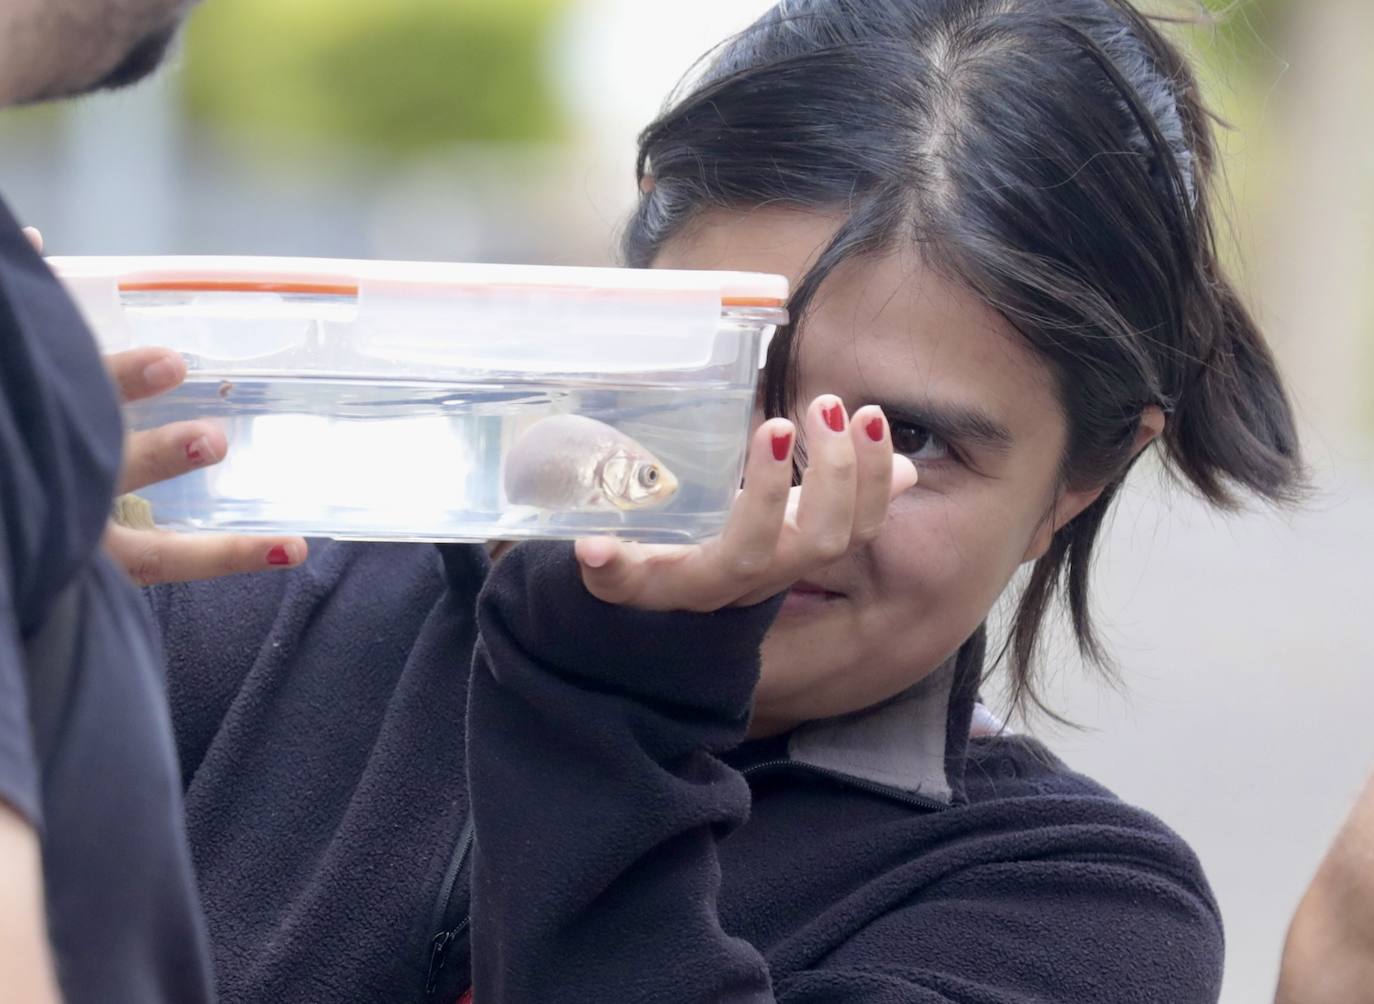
[{"left": 785, "top": 659, "right": 957, "bottom": 803}]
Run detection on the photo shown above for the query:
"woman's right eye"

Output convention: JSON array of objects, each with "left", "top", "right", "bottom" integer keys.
[{"left": 890, "top": 421, "right": 952, "bottom": 464}]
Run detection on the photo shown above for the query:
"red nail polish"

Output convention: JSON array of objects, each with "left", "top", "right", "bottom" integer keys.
[
  {"left": 822, "top": 402, "right": 845, "bottom": 433},
  {"left": 266, "top": 545, "right": 292, "bottom": 566},
  {"left": 771, "top": 432, "right": 792, "bottom": 462},
  {"left": 866, "top": 417, "right": 884, "bottom": 442}
]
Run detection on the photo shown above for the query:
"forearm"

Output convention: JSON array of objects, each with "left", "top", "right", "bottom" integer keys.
[
  {"left": 467, "top": 542, "right": 779, "bottom": 1001},
  {"left": 0, "top": 803, "right": 62, "bottom": 1004},
  {"left": 1276, "top": 773, "right": 1374, "bottom": 1004}
]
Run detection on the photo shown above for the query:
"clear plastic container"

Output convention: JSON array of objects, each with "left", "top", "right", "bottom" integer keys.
[{"left": 50, "top": 256, "right": 788, "bottom": 544}]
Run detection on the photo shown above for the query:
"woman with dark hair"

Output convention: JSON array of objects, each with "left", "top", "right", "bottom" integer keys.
[{"left": 136, "top": 1, "right": 1302, "bottom": 1001}]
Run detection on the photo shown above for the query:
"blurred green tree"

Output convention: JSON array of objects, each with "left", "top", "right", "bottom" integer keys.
[{"left": 181, "top": 0, "right": 570, "bottom": 156}]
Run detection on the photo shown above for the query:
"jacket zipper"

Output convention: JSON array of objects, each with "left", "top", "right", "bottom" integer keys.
[
  {"left": 424, "top": 816, "right": 475, "bottom": 998},
  {"left": 740, "top": 759, "right": 950, "bottom": 812},
  {"left": 425, "top": 917, "right": 470, "bottom": 998}
]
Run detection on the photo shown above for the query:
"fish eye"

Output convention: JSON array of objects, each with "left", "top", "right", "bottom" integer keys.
[{"left": 638, "top": 466, "right": 659, "bottom": 487}]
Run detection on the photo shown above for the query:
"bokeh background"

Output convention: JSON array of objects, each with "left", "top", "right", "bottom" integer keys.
[{"left": 1, "top": 1, "right": 1370, "bottom": 1000}]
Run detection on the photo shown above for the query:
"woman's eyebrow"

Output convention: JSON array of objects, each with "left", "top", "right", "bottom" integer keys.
[{"left": 877, "top": 398, "right": 1014, "bottom": 452}]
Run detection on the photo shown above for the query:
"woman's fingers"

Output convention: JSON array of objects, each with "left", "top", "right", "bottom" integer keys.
[
  {"left": 791, "top": 396, "right": 858, "bottom": 564},
  {"left": 104, "top": 524, "right": 307, "bottom": 587},
  {"left": 889, "top": 454, "right": 918, "bottom": 495},
  {"left": 717, "top": 418, "right": 795, "bottom": 577},
  {"left": 93, "top": 344, "right": 316, "bottom": 587},
  {"left": 105, "top": 347, "right": 186, "bottom": 404},
  {"left": 575, "top": 537, "right": 650, "bottom": 604},
  {"left": 575, "top": 537, "right": 696, "bottom": 608},
  {"left": 573, "top": 398, "right": 917, "bottom": 613},
  {"left": 578, "top": 419, "right": 802, "bottom": 611},
  {"left": 119, "top": 422, "right": 226, "bottom": 495},
  {"left": 849, "top": 406, "right": 916, "bottom": 546}
]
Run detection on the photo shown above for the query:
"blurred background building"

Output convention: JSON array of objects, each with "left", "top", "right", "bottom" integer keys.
[{"left": 0, "top": 1, "right": 1369, "bottom": 1000}]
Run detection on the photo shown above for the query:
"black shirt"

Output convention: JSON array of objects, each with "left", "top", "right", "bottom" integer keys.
[{"left": 0, "top": 199, "right": 214, "bottom": 1003}]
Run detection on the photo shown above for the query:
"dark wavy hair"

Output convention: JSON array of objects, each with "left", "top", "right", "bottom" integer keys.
[{"left": 621, "top": 0, "right": 1303, "bottom": 718}]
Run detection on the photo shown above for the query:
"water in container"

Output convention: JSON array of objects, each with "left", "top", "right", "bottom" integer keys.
[{"left": 51, "top": 258, "right": 788, "bottom": 544}]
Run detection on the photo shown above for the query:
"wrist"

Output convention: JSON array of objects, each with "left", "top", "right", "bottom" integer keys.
[{"left": 479, "top": 541, "right": 781, "bottom": 715}]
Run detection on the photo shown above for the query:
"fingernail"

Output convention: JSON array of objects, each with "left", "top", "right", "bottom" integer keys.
[
  {"left": 822, "top": 401, "right": 846, "bottom": 433},
  {"left": 266, "top": 545, "right": 293, "bottom": 566},
  {"left": 185, "top": 436, "right": 212, "bottom": 465},
  {"left": 771, "top": 431, "right": 793, "bottom": 462},
  {"left": 142, "top": 356, "right": 181, "bottom": 390},
  {"left": 866, "top": 416, "right": 885, "bottom": 442}
]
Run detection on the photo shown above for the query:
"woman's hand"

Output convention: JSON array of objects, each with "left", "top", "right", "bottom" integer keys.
[
  {"left": 101, "top": 347, "right": 308, "bottom": 585},
  {"left": 574, "top": 396, "right": 916, "bottom": 612},
  {"left": 26, "top": 223, "right": 309, "bottom": 584}
]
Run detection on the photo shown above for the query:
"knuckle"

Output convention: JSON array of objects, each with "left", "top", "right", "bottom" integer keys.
[{"left": 827, "top": 454, "right": 857, "bottom": 480}]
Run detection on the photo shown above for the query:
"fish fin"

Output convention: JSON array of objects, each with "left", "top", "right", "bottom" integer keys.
[{"left": 489, "top": 504, "right": 548, "bottom": 539}]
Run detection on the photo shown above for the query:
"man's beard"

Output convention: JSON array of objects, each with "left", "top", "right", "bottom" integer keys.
[
  {"left": 19, "top": 3, "right": 190, "bottom": 104},
  {"left": 87, "top": 21, "right": 180, "bottom": 92}
]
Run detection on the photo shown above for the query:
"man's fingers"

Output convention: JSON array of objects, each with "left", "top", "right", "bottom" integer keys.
[
  {"left": 22, "top": 226, "right": 42, "bottom": 254},
  {"left": 104, "top": 525, "right": 307, "bottom": 587},
  {"left": 119, "top": 422, "right": 226, "bottom": 495},
  {"left": 104, "top": 347, "right": 186, "bottom": 404}
]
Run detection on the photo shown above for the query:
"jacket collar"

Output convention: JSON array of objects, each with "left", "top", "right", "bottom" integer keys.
[{"left": 784, "top": 628, "right": 984, "bottom": 805}]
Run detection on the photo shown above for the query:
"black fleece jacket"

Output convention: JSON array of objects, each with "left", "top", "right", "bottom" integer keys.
[{"left": 152, "top": 539, "right": 1222, "bottom": 1003}]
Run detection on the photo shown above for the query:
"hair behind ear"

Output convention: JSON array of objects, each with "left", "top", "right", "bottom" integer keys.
[{"left": 1164, "top": 274, "right": 1305, "bottom": 509}]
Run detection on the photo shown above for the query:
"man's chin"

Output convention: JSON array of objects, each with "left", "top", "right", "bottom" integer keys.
[{"left": 87, "top": 22, "right": 180, "bottom": 92}]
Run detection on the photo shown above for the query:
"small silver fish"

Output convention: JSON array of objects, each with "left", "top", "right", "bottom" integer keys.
[{"left": 503, "top": 414, "right": 680, "bottom": 512}]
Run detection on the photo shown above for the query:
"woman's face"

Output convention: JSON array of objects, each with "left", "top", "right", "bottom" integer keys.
[{"left": 657, "top": 209, "right": 1106, "bottom": 735}]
